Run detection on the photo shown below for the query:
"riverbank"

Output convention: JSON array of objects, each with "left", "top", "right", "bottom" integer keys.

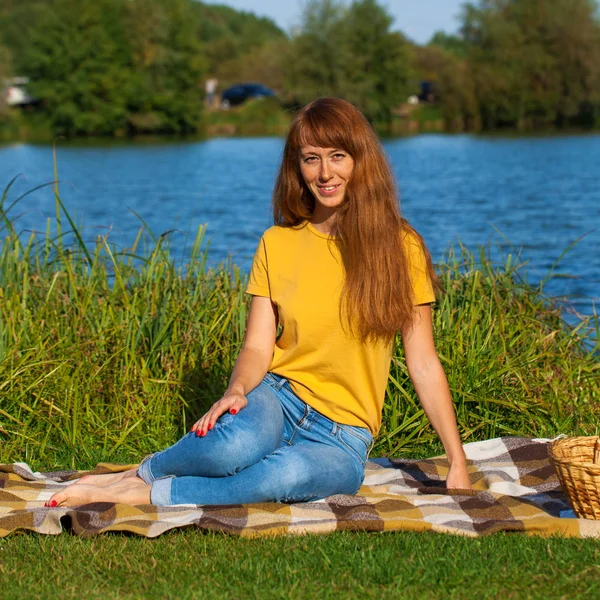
[
  {"left": 0, "top": 99, "right": 293, "bottom": 143},
  {"left": 0, "top": 198, "right": 597, "bottom": 469},
  {"left": 4, "top": 100, "right": 599, "bottom": 144}
]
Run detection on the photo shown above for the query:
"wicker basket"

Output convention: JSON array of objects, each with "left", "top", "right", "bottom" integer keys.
[{"left": 549, "top": 436, "right": 600, "bottom": 520}]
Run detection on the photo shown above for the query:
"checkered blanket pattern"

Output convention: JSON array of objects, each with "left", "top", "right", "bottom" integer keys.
[{"left": 1, "top": 437, "right": 599, "bottom": 538}]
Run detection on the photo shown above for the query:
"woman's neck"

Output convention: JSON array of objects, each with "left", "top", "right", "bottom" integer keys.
[{"left": 310, "top": 207, "right": 338, "bottom": 235}]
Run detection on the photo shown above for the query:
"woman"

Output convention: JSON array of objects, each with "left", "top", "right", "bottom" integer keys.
[{"left": 46, "top": 98, "right": 470, "bottom": 508}]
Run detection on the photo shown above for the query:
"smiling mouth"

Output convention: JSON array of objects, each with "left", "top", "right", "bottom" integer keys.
[{"left": 318, "top": 185, "right": 339, "bottom": 192}]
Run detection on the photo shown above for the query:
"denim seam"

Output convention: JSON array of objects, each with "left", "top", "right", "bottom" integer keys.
[
  {"left": 336, "top": 430, "right": 368, "bottom": 467},
  {"left": 286, "top": 426, "right": 299, "bottom": 445},
  {"left": 337, "top": 423, "right": 372, "bottom": 447},
  {"left": 286, "top": 405, "right": 310, "bottom": 445}
]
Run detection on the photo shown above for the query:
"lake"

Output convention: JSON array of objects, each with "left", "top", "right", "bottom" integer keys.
[{"left": 0, "top": 134, "right": 598, "bottom": 319}]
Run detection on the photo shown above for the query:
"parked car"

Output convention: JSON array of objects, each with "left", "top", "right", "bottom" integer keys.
[
  {"left": 4, "top": 77, "right": 36, "bottom": 106},
  {"left": 220, "top": 83, "right": 275, "bottom": 108}
]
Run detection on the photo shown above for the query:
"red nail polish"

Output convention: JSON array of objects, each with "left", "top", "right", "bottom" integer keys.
[
  {"left": 208, "top": 424, "right": 213, "bottom": 430},
  {"left": 230, "top": 409, "right": 237, "bottom": 415},
  {"left": 44, "top": 502, "right": 48, "bottom": 507},
  {"left": 50, "top": 500, "right": 57, "bottom": 507},
  {"left": 195, "top": 430, "right": 201, "bottom": 437}
]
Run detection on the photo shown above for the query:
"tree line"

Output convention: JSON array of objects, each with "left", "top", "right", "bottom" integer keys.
[
  {"left": 1, "top": 0, "right": 599, "bottom": 137},
  {"left": 0, "top": 0, "right": 284, "bottom": 136}
]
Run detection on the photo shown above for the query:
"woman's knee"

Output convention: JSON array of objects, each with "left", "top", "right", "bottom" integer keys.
[
  {"left": 255, "top": 445, "right": 363, "bottom": 503},
  {"left": 147, "top": 380, "right": 285, "bottom": 478},
  {"left": 188, "top": 379, "right": 285, "bottom": 476}
]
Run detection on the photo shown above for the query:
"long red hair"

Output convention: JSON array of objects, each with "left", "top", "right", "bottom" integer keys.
[{"left": 273, "top": 97, "right": 437, "bottom": 343}]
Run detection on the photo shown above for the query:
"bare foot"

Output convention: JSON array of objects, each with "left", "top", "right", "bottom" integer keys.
[
  {"left": 45, "top": 477, "right": 151, "bottom": 507},
  {"left": 77, "top": 468, "right": 139, "bottom": 487}
]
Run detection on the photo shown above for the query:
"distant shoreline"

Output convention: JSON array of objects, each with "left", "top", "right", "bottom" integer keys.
[
  {"left": 3, "top": 100, "right": 600, "bottom": 145},
  {"left": 3, "top": 123, "right": 600, "bottom": 147}
]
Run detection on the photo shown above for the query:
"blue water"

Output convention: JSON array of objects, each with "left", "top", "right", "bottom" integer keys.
[{"left": 1, "top": 134, "right": 598, "bottom": 318}]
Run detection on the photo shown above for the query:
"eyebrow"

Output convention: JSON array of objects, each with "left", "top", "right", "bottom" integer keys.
[{"left": 300, "top": 149, "right": 345, "bottom": 157}]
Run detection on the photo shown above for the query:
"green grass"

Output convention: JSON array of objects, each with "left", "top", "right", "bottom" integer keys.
[
  {"left": 2, "top": 530, "right": 599, "bottom": 599},
  {"left": 0, "top": 177, "right": 598, "bottom": 469},
  {"left": 0, "top": 111, "right": 57, "bottom": 143},
  {"left": 204, "top": 97, "right": 292, "bottom": 137},
  {"left": 1, "top": 178, "right": 600, "bottom": 599}
]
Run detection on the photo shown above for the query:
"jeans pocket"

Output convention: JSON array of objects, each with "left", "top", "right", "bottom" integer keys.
[{"left": 336, "top": 424, "right": 372, "bottom": 467}]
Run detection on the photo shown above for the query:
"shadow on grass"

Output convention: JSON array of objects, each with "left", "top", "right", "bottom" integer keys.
[{"left": 179, "top": 358, "right": 233, "bottom": 429}]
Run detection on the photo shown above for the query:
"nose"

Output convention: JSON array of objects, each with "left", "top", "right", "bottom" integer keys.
[{"left": 319, "top": 160, "right": 331, "bottom": 181}]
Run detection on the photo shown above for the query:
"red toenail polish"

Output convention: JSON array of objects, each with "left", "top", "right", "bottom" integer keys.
[
  {"left": 50, "top": 500, "right": 57, "bottom": 507},
  {"left": 230, "top": 409, "right": 237, "bottom": 415}
]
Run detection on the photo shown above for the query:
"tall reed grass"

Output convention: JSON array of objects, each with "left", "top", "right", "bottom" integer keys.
[{"left": 1, "top": 178, "right": 598, "bottom": 468}]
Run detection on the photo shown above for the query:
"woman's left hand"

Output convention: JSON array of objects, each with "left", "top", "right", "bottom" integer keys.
[{"left": 446, "top": 461, "right": 472, "bottom": 490}]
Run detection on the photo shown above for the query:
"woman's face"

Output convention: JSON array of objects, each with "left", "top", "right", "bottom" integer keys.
[{"left": 299, "top": 145, "right": 354, "bottom": 213}]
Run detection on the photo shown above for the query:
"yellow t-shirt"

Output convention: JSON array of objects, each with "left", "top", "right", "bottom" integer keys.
[{"left": 246, "top": 221, "right": 435, "bottom": 434}]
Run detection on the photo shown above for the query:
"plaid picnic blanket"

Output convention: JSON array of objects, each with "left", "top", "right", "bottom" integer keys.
[{"left": 1, "top": 437, "right": 599, "bottom": 538}]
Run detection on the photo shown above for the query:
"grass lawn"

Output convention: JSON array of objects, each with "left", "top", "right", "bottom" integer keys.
[{"left": 2, "top": 529, "right": 599, "bottom": 599}]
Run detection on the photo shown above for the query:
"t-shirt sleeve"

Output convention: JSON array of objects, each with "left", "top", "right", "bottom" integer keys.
[
  {"left": 405, "top": 234, "right": 436, "bottom": 305},
  {"left": 246, "top": 236, "right": 271, "bottom": 297}
]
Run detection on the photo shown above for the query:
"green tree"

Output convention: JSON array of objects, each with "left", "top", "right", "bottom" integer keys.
[
  {"left": 124, "top": 0, "right": 206, "bottom": 134},
  {"left": 20, "top": 0, "right": 131, "bottom": 136},
  {"left": 411, "top": 44, "right": 479, "bottom": 131},
  {"left": 285, "top": 0, "right": 349, "bottom": 101},
  {"left": 341, "top": 0, "right": 411, "bottom": 125},
  {"left": 461, "top": 0, "right": 600, "bottom": 129},
  {"left": 192, "top": 1, "right": 285, "bottom": 82},
  {"left": 428, "top": 31, "right": 469, "bottom": 59},
  {"left": 0, "top": 0, "right": 48, "bottom": 73},
  {"left": 214, "top": 38, "right": 289, "bottom": 94},
  {"left": 286, "top": 0, "right": 411, "bottom": 125},
  {"left": 1, "top": 0, "right": 207, "bottom": 136}
]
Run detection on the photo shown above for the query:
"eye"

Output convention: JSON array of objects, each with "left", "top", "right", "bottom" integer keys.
[
  {"left": 303, "top": 156, "right": 318, "bottom": 164},
  {"left": 332, "top": 153, "right": 346, "bottom": 161}
]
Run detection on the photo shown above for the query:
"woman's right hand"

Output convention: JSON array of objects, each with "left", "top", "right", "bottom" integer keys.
[{"left": 190, "top": 389, "right": 248, "bottom": 437}]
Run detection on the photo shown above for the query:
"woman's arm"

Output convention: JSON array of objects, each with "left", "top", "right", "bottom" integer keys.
[
  {"left": 191, "top": 295, "right": 278, "bottom": 436},
  {"left": 400, "top": 304, "right": 471, "bottom": 489}
]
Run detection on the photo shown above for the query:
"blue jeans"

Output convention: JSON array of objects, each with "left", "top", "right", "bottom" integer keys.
[{"left": 137, "top": 372, "right": 373, "bottom": 505}]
